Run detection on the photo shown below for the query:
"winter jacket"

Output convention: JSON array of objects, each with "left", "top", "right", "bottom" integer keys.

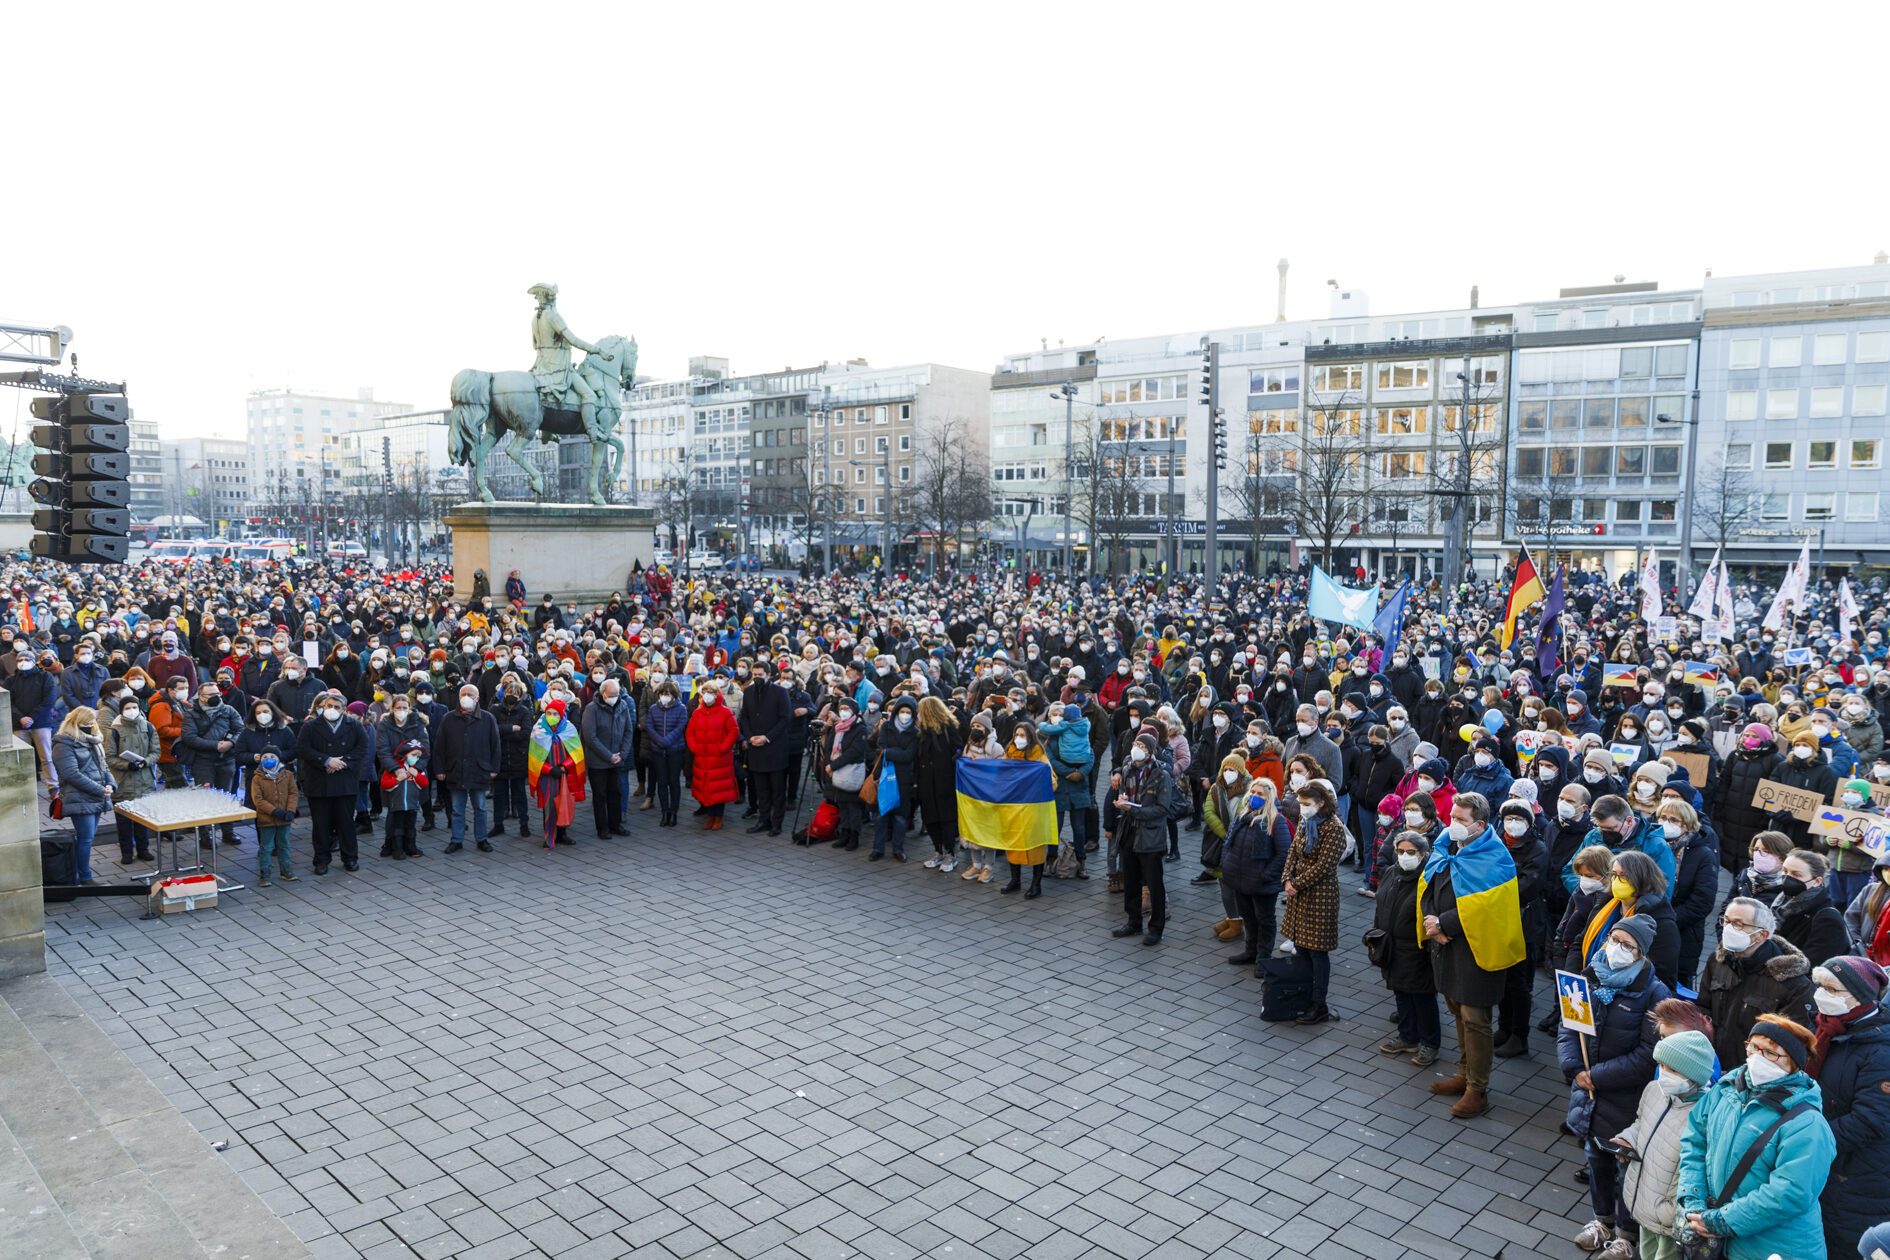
[
  {"left": 1772, "top": 886, "right": 1852, "bottom": 970},
  {"left": 1371, "top": 862, "right": 1436, "bottom": 995},
  {"left": 1770, "top": 754, "right": 1840, "bottom": 847},
  {"left": 1451, "top": 753, "right": 1514, "bottom": 805},
  {"left": 1677, "top": 1070, "right": 1834, "bottom": 1260},
  {"left": 686, "top": 699, "right": 740, "bottom": 806},
  {"left": 1557, "top": 961, "right": 1673, "bottom": 1140},
  {"left": 378, "top": 739, "right": 430, "bottom": 812},
  {"left": 1420, "top": 823, "right": 1515, "bottom": 1008},
  {"left": 1617, "top": 1077, "right": 1704, "bottom": 1240},
  {"left": 643, "top": 696, "right": 688, "bottom": 754},
  {"left": 1844, "top": 711, "right": 1885, "bottom": 767},
  {"left": 1560, "top": 811, "right": 1677, "bottom": 895},
  {"left": 266, "top": 672, "right": 325, "bottom": 725},
  {"left": 1044, "top": 722, "right": 1092, "bottom": 812},
  {"left": 51, "top": 732, "right": 115, "bottom": 816},
  {"left": 1280, "top": 811, "right": 1345, "bottom": 952},
  {"left": 490, "top": 696, "right": 533, "bottom": 778},
  {"left": 59, "top": 659, "right": 108, "bottom": 711},
  {"left": 914, "top": 719, "right": 963, "bottom": 844},
  {"left": 178, "top": 698, "right": 243, "bottom": 779},
  {"left": 375, "top": 711, "right": 431, "bottom": 776},
  {"left": 1116, "top": 757, "right": 1173, "bottom": 855},
  {"left": 1700, "top": 935, "right": 1818, "bottom": 1072},
  {"left": 1220, "top": 805, "right": 1291, "bottom": 897},
  {"left": 249, "top": 762, "right": 299, "bottom": 820},
  {"left": 233, "top": 714, "right": 297, "bottom": 776},
  {"left": 871, "top": 699, "right": 920, "bottom": 811},
  {"left": 1345, "top": 742, "right": 1403, "bottom": 820},
  {"left": 736, "top": 680, "right": 789, "bottom": 774},
  {"left": 433, "top": 707, "right": 500, "bottom": 790},
  {"left": 296, "top": 712, "right": 371, "bottom": 797},
  {"left": 1817, "top": 1002, "right": 1890, "bottom": 1247},
  {"left": 1282, "top": 729, "right": 1342, "bottom": 787},
  {"left": 1669, "top": 832, "right": 1721, "bottom": 984},
  {"left": 5, "top": 666, "right": 55, "bottom": 731},
  {"left": 104, "top": 714, "right": 160, "bottom": 803},
  {"left": 1717, "top": 743, "right": 1788, "bottom": 865},
  {"left": 580, "top": 693, "right": 638, "bottom": 772}
]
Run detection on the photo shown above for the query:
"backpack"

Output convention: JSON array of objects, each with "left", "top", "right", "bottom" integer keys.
[
  {"left": 806, "top": 800, "right": 840, "bottom": 843},
  {"left": 1164, "top": 767, "right": 1190, "bottom": 822}
]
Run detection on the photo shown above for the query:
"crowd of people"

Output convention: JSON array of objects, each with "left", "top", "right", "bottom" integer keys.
[{"left": 12, "top": 547, "right": 1890, "bottom": 1258}]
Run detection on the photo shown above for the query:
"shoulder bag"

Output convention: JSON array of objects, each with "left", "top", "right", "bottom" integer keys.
[
  {"left": 858, "top": 753, "right": 882, "bottom": 809},
  {"left": 1676, "top": 1098, "right": 1818, "bottom": 1260}
]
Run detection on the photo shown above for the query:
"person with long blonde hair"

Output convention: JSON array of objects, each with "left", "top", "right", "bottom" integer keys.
[
  {"left": 1000, "top": 720, "right": 1051, "bottom": 898},
  {"left": 52, "top": 706, "right": 116, "bottom": 885},
  {"left": 914, "top": 696, "right": 963, "bottom": 871}
]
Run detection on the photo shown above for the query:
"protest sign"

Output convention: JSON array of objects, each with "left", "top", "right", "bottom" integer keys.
[
  {"left": 1809, "top": 805, "right": 1890, "bottom": 858},
  {"left": 1666, "top": 751, "right": 1710, "bottom": 786},
  {"left": 1751, "top": 778, "right": 1825, "bottom": 822},
  {"left": 1556, "top": 970, "right": 1596, "bottom": 1035}
]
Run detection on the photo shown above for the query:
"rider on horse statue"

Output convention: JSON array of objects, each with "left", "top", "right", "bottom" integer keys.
[{"left": 528, "top": 283, "right": 602, "bottom": 431}]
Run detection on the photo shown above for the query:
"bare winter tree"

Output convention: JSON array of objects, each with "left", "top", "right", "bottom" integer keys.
[
  {"left": 915, "top": 419, "right": 993, "bottom": 571},
  {"left": 652, "top": 460, "right": 698, "bottom": 560},
  {"left": 1065, "top": 416, "right": 1107, "bottom": 574},
  {"left": 1230, "top": 416, "right": 1296, "bottom": 571},
  {"left": 1687, "top": 454, "right": 1759, "bottom": 566},
  {"left": 1506, "top": 454, "right": 1587, "bottom": 568},
  {"left": 1291, "top": 389, "right": 1371, "bottom": 569}
]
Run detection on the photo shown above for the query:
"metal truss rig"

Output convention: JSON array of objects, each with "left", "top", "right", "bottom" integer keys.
[{"left": 0, "top": 369, "right": 127, "bottom": 396}]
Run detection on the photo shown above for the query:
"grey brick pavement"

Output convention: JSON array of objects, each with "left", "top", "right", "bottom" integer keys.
[{"left": 40, "top": 801, "right": 1600, "bottom": 1259}]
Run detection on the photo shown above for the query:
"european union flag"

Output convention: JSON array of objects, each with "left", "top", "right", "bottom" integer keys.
[
  {"left": 1372, "top": 581, "right": 1409, "bottom": 659},
  {"left": 1534, "top": 566, "right": 1565, "bottom": 676}
]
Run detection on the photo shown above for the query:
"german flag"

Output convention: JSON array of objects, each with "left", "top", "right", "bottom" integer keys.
[{"left": 1498, "top": 543, "right": 1544, "bottom": 650}]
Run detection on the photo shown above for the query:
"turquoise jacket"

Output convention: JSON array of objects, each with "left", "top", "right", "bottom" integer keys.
[{"left": 1676, "top": 1068, "right": 1834, "bottom": 1260}]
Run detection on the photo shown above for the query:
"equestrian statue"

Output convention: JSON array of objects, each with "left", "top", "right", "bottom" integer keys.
[{"left": 448, "top": 284, "right": 637, "bottom": 505}]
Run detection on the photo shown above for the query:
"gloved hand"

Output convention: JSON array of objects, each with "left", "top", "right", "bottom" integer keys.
[{"left": 272, "top": 809, "right": 293, "bottom": 821}]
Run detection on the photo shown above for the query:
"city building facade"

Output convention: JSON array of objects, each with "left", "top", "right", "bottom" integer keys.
[
  {"left": 245, "top": 387, "right": 412, "bottom": 520},
  {"left": 157, "top": 437, "right": 250, "bottom": 534}
]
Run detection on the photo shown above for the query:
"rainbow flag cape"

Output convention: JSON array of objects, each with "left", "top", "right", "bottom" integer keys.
[
  {"left": 955, "top": 759, "right": 1056, "bottom": 853},
  {"left": 1417, "top": 826, "right": 1525, "bottom": 973},
  {"left": 527, "top": 716, "right": 586, "bottom": 794}
]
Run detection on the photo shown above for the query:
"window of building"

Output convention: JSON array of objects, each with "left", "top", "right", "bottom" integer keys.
[
  {"left": 899, "top": 403, "right": 911, "bottom": 420},
  {"left": 828, "top": 411, "right": 841, "bottom": 427},
  {"left": 1310, "top": 408, "right": 1361, "bottom": 435},
  {"left": 1584, "top": 398, "right": 1615, "bottom": 430},
  {"left": 1805, "top": 492, "right": 1836, "bottom": 521},
  {"left": 791, "top": 428, "right": 805, "bottom": 445},
  {"left": 853, "top": 437, "right": 866, "bottom": 454},
  {"left": 1311, "top": 364, "right": 1363, "bottom": 393},
  {"left": 1620, "top": 347, "right": 1652, "bottom": 378},
  {"left": 1549, "top": 448, "right": 1577, "bottom": 476},
  {"left": 874, "top": 406, "right": 888, "bottom": 424},
  {"left": 1517, "top": 448, "right": 1543, "bottom": 477},
  {"left": 898, "top": 434, "right": 911, "bottom": 452},
  {"left": 1769, "top": 336, "right": 1802, "bottom": 368},
  {"left": 1582, "top": 446, "right": 1612, "bottom": 476},
  {"left": 1760, "top": 493, "right": 1790, "bottom": 521},
  {"left": 1249, "top": 367, "right": 1301, "bottom": 394},
  {"left": 1808, "top": 440, "right": 1837, "bottom": 469},
  {"left": 1616, "top": 500, "right": 1642, "bottom": 523},
  {"left": 1377, "top": 361, "right": 1430, "bottom": 390},
  {"left": 899, "top": 466, "right": 912, "bottom": 484},
  {"left": 1729, "top": 339, "right": 1761, "bottom": 370},
  {"left": 1250, "top": 409, "right": 1299, "bottom": 434},
  {"left": 1551, "top": 400, "right": 1580, "bottom": 431},
  {"left": 1855, "top": 384, "right": 1887, "bottom": 416},
  {"left": 1617, "top": 446, "right": 1647, "bottom": 476},
  {"left": 1615, "top": 397, "right": 1649, "bottom": 429},
  {"left": 1440, "top": 404, "right": 1496, "bottom": 432},
  {"left": 1811, "top": 386, "right": 1844, "bottom": 418},
  {"left": 1582, "top": 499, "right": 1608, "bottom": 524},
  {"left": 854, "top": 467, "right": 866, "bottom": 484},
  {"left": 1534, "top": 314, "right": 1558, "bottom": 333},
  {"left": 1519, "top": 400, "right": 1546, "bottom": 433},
  {"left": 1765, "top": 389, "right": 1797, "bottom": 419},
  {"left": 1379, "top": 451, "right": 1426, "bottom": 479},
  {"left": 1852, "top": 439, "right": 1881, "bottom": 468},
  {"left": 1814, "top": 334, "right": 1848, "bottom": 366},
  {"left": 1652, "top": 445, "right": 1683, "bottom": 475},
  {"left": 1726, "top": 391, "right": 1758, "bottom": 420},
  {"left": 855, "top": 497, "right": 866, "bottom": 513},
  {"left": 1764, "top": 441, "right": 1794, "bottom": 469},
  {"left": 1376, "top": 406, "right": 1426, "bottom": 435},
  {"left": 874, "top": 436, "right": 888, "bottom": 454},
  {"left": 814, "top": 467, "right": 826, "bottom": 485},
  {"left": 1849, "top": 492, "right": 1880, "bottom": 522},
  {"left": 1655, "top": 344, "right": 1689, "bottom": 377},
  {"left": 1726, "top": 442, "right": 1753, "bottom": 468},
  {"left": 1858, "top": 331, "right": 1890, "bottom": 363}
]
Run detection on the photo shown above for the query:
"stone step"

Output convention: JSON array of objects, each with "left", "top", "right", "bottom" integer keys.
[{"left": 0, "top": 973, "right": 309, "bottom": 1260}]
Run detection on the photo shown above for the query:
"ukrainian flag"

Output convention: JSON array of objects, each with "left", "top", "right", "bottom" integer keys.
[
  {"left": 956, "top": 759, "right": 1057, "bottom": 855},
  {"left": 1417, "top": 827, "right": 1525, "bottom": 973}
]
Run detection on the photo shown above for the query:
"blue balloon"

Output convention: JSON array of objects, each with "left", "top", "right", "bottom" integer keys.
[{"left": 1482, "top": 709, "right": 1506, "bottom": 734}]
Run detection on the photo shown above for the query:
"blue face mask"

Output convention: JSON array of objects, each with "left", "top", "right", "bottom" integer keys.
[
  {"left": 260, "top": 756, "right": 278, "bottom": 771},
  {"left": 1248, "top": 793, "right": 1266, "bottom": 809}
]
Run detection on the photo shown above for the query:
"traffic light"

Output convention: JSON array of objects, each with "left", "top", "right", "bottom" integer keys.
[{"left": 29, "top": 391, "right": 131, "bottom": 564}]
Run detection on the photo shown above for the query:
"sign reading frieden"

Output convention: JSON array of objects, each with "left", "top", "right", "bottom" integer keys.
[{"left": 1751, "top": 778, "right": 1825, "bottom": 823}]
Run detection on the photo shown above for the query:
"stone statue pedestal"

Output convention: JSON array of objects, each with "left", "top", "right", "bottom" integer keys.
[
  {"left": 445, "top": 501, "right": 657, "bottom": 602},
  {"left": 0, "top": 691, "right": 45, "bottom": 979}
]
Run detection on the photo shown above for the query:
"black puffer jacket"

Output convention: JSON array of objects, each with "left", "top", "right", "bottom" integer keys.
[
  {"left": 1716, "top": 743, "right": 1786, "bottom": 869},
  {"left": 1771, "top": 885, "right": 1851, "bottom": 970},
  {"left": 1371, "top": 862, "right": 1435, "bottom": 995},
  {"left": 1556, "top": 961, "right": 1672, "bottom": 1141},
  {"left": 491, "top": 695, "right": 533, "bottom": 779},
  {"left": 1220, "top": 805, "right": 1291, "bottom": 896}
]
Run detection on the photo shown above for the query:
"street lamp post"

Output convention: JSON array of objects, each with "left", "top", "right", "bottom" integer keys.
[{"left": 1051, "top": 382, "right": 1077, "bottom": 576}]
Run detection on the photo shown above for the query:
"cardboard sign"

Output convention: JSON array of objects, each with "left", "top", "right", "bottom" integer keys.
[
  {"left": 1751, "top": 778, "right": 1825, "bottom": 822},
  {"left": 1809, "top": 805, "right": 1890, "bottom": 858},
  {"left": 303, "top": 642, "right": 322, "bottom": 668},
  {"left": 1514, "top": 729, "right": 1547, "bottom": 765},
  {"left": 1602, "top": 664, "right": 1638, "bottom": 689},
  {"left": 1666, "top": 750, "right": 1710, "bottom": 786},
  {"left": 1556, "top": 969, "right": 1596, "bottom": 1035},
  {"left": 1874, "top": 782, "right": 1890, "bottom": 808},
  {"left": 1702, "top": 624, "right": 1723, "bottom": 644},
  {"left": 1609, "top": 742, "right": 1640, "bottom": 767},
  {"left": 1655, "top": 616, "right": 1677, "bottom": 642}
]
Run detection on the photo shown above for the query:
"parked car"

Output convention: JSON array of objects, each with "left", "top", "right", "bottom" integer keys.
[
  {"left": 688, "top": 554, "right": 724, "bottom": 571},
  {"left": 731, "top": 553, "right": 763, "bottom": 571},
  {"left": 651, "top": 548, "right": 676, "bottom": 569}
]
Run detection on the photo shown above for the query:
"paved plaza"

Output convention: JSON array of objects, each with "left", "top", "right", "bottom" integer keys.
[{"left": 42, "top": 806, "right": 1598, "bottom": 1260}]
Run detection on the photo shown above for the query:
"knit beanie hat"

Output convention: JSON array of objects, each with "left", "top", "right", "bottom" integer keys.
[
  {"left": 1844, "top": 777, "right": 1874, "bottom": 801},
  {"left": 1633, "top": 762, "right": 1671, "bottom": 791},
  {"left": 1653, "top": 1029, "right": 1717, "bottom": 1085},
  {"left": 1508, "top": 778, "right": 1540, "bottom": 806},
  {"left": 1816, "top": 956, "right": 1890, "bottom": 1008},
  {"left": 1220, "top": 751, "right": 1248, "bottom": 776},
  {"left": 1742, "top": 721, "right": 1774, "bottom": 744},
  {"left": 1614, "top": 914, "right": 1657, "bottom": 956},
  {"left": 1584, "top": 748, "right": 1617, "bottom": 775}
]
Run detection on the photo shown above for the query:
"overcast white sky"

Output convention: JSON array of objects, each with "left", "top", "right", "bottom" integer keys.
[{"left": 4, "top": 3, "right": 1888, "bottom": 441}]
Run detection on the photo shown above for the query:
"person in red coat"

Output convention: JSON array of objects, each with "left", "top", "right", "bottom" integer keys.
[{"left": 686, "top": 678, "right": 740, "bottom": 830}]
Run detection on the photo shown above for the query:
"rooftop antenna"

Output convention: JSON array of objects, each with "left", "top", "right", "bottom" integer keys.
[{"left": 1276, "top": 258, "right": 1289, "bottom": 322}]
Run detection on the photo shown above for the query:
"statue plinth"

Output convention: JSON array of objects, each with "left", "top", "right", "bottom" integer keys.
[{"left": 445, "top": 501, "right": 656, "bottom": 602}]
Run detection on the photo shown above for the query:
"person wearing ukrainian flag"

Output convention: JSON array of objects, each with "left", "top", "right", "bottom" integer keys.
[{"left": 1418, "top": 790, "right": 1525, "bottom": 1119}]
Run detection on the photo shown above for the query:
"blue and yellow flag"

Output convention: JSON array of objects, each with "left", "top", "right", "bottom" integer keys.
[
  {"left": 955, "top": 759, "right": 1057, "bottom": 853},
  {"left": 1417, "top": 826, "right": 1525, "bottom": 973}
]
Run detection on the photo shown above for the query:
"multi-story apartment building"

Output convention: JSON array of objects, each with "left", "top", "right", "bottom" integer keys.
[
  {"left": 246, "top": 387, "right": 412, "bottom": 516},
  {"left": 1695, "top": 260, "right": 1890, "bottom": 570},
  {"left": 157, "top": 437, "right": 250, "bottom": 533},
  {"left": 127, "top": 418, "right": 162, "bottom": 527}
]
